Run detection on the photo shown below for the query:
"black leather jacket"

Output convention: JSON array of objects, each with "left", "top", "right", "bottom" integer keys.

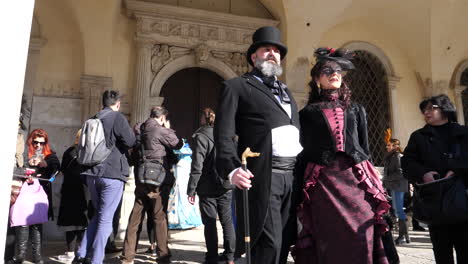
[{"left": 187, "top": 125, "right": 231, "bottom": 197}]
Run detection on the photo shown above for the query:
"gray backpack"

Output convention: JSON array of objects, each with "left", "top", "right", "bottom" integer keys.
[{"left": 77, "top": 111, "right": 113, "bottom": 166}]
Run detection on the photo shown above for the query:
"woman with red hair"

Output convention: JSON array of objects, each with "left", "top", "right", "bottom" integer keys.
[{"left": 12, "top": 128, "right": 60, "bottom": 264}]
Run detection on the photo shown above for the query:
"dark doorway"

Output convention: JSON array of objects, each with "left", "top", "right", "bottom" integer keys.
[{"left": 160, "top": 67, "right": 224, "bottom": 143}]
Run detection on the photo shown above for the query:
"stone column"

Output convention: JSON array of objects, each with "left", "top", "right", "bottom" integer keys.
[
  {"left": 388, "top": 76, "right": 401, "bottom": 136},
  {"left": 0, "top": 0, "right": 35, "bottom": 257},
  {"left": 80, "top": 75, "right": 113, "bottom": 121},
  {"left": 131, "top": 38, "right": 153, "bottom": 125},
  {"left": 454, "top": 85, "right": 466, "bottom": 125},
  {"left": 23, "top": 37, "right": 47, "bottom": 133}
]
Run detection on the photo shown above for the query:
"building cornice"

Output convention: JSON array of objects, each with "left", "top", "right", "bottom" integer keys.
[{"left": 125, "top": 0, "right": 278, "bottom": 30}]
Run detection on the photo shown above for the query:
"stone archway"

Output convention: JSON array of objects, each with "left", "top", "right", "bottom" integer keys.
[
  {"left": 450, "top": 60, "right": 468, "bottom": 125},
  {"left": 125, "top": 0, "right": 278, "bottom": 124},
  {"left": 342, "top": 41, "right": 399, "bottom": 165},
  {"left": 342, "top": 42, "right": 400, "bottom": 127},
  {"left": 149, "top": 52, "right": 238, "bottom": 107}
]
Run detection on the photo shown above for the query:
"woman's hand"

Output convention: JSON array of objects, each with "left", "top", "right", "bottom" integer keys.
[
  {"left": 163, "top": 120, "right": 171, "bottom": 129},
  {"left": 444, "top": 170, "right": 455, "bottom": 178},
  {"left": 37, "top": 160, "right": 47, "bottom": 168},
  {"left": 422, "top": 171, "right": 439, "bottom": 183},
  {"left": 29, "top": 158, "right": 40, "bottom": 166},
  {"left": 188, "top": 195, "right": 196, "bottom": 205}
]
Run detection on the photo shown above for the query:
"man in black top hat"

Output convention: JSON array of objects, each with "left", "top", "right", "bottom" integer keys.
[{"left": 214, "top": 26, "right": 302, "bottom": 264}]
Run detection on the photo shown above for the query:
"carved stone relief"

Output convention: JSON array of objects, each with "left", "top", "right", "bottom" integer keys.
[
  {"left": 80, "top": 75, "right": 113, "bottom": 121},
  {"left": 35, "top": 79, "right": 81, "bottom": 98},
  {"left": 194, "top": 44, "right": 210, "bottom": 64},
  {"left": 149, "top": 42, "right": 249, "bottom": 85},
  {"left": 145, "top": 19, "right": 251, "bottom": 46},
  {"left": 212, "top": 50, "right": 249, "bottom": 75},
  {"left": 128, "top": 0, "right": 277, "bottom": 124},
  {"left": 151, "top": 44, "right": 191, "bottom": 74}
]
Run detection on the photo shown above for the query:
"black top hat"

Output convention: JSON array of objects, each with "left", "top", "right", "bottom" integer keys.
[{"left": 246, "top": 26, "right": 288, "bottom": 66}]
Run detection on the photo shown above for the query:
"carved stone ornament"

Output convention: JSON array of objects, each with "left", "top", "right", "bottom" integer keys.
[
  {"left": 195, "top": 44, "right": 210, "bottom": 65},
  {"left": 126, "top": 0, "right": 277, "bottom": 123},
  {"left": 126, "top": 0, "right": 278, "bottom": 50},
  {"left": 212, "top": 51, "right": 249, "bottom": 75},
  {"left": 151, "top": 44, "right": 191, "bottom": 75}
]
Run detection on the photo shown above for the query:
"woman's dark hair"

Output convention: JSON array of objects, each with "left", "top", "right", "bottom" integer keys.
[
  {"left": 150, "top": 106, "right": 169, "bottom": 118},
  {"left": 201, "top": 108, "right": 215, "bottom": 126},
  {"left": 418, "top": 94, "right": 457, "bottom": 122},
  {"left": 307, "top": 48, "right": 355, "bottom": 107},
  {"left": 102, "top": 90, "right": 121, "bottom": 107}
]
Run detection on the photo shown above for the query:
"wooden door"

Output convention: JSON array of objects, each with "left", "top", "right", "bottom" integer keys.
[{"left": 160, "top": 67, "right": 223, "bottom": 143}]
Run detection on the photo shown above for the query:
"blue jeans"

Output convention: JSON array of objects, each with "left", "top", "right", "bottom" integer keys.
[
  {"left": 77, "top": 177, "right": 124, "bottom": 264},
  {"left": 391, "top": 190, "right": 406, "bottom": 221}
]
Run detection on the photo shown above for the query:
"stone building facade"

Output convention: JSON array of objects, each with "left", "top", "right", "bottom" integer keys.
[{"left": 15, "top": 0, "right": 468, "bottom": 239}]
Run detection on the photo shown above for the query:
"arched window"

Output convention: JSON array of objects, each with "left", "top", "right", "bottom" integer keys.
[
  {"left": 460, "top": 68, "right": 468, "bottom": 125},
  {"left": 344, "top": 50, "right": 391, "bottom": 166}
]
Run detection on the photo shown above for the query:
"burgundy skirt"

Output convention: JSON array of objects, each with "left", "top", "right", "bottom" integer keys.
[{"left": 293, "top": 154, "right": 390, "bottom": 264}]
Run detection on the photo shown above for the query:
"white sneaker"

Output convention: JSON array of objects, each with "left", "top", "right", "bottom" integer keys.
[{"left": 57, "top": 251, "right": 75, "bottom": 262}]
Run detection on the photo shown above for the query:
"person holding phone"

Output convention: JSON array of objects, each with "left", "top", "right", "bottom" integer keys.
[{"left": 402, "top": 94, "right": 468, "bottom": 264}]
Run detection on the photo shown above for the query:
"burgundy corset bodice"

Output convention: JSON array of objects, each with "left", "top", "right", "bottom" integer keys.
[{"left": 322, "top": 107, "right": 345, "bottom": 152}]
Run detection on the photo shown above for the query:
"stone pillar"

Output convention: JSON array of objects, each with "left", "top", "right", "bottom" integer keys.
[
  {"left": 23, "top": 37, "right": 47, "bottom": 133},
  {"left": 388, "top": 76, "right": 401, "bottom": 136},
  {"left": 454, "top": 85, "right": 466, "bottom": 125},
  {"left": 0, "top": 0, "right": 35, "bottom": 257},
  {"left": 131, "top": 38, "right": 153, "bottom": 125},
  {"left": 80, "top": 75, "right": 113, "bottom": 121}
]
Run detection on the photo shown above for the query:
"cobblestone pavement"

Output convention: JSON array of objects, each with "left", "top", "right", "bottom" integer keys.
[{"left": 33, "top": 224, "right": 435, "bottom": 264}]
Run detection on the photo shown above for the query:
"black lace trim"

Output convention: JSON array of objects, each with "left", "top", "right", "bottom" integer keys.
[{"left": 307, "top": 101, "right": 344, "bottom": 110}]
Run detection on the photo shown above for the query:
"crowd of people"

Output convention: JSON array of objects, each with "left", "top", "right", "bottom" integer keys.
[{"left": 6, "top": 25, "right": 468, "bottom": 264}]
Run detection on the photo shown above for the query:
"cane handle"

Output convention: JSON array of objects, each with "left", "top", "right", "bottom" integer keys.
[{"left": 241, "top": 147, "right": 260, "bottom": 165}]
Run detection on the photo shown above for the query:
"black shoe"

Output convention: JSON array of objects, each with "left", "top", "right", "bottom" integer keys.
[
  {"left": 71, "top": 256, "right": 91, "bottom": 264},
  {"left": 156, "top": 255, "right": 171, "bottom": 263},
  {"left": 145, "top": 246, "right": 157, "bottom": 256},
  {"left": 413, "top": 225, "right": 426, "bottom": 231},
  {"left": 395, "top": 236, "right": 409, "bottom": 245},
  {"left": 105, "top": 245, "right": 123, "bottom": 254}
]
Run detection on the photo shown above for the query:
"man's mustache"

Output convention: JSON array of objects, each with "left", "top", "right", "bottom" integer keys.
[{"left": 266, "top": 56, "right": 277, "bottom": 63}]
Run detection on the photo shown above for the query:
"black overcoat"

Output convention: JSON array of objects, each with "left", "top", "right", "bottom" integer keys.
[
  {"left": 57, "top": 145, "right": 88, "bottom": 227},
  {"left": 214, "top": 72, "right": 300, "bottom": 253},
  {"left": 401, "top": 123, "right": 468, "bottom": 184}
]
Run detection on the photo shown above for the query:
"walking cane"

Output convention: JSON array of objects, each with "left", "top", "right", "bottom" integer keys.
[{"left": 241, "top": 147, "right": 260, "bottom": 264}]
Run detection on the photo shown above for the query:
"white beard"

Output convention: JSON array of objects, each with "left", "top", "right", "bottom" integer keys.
[{"left": 255, "top": 58, "right": 283, "bottom": 77}]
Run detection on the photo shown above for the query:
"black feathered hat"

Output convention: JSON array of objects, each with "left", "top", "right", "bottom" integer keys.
[
  {"left": 247, "top": 26, "right": 288, "bottom": 66},
  {"left": 313, "top": 47, "right": 355, "bottom": 71}
]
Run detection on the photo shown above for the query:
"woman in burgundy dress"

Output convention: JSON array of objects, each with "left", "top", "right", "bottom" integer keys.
[{"left": 293, "top": 48, "right": 390, "bottom": 263}]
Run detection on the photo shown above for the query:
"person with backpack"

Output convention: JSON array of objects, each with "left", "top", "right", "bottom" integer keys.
[
  {"left": 187, "top": 108, "right": 235, "bottom": 264},
  {"left": 73, "top": 90, "right": 135, "bottom": 264},
  {"left": 121, "top": 106, "right": 182, "bottom": 264}
]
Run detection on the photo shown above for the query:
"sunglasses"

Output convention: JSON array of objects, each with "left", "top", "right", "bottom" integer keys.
[
  {"left": 320, "top": 67, "right": 345, "bottom": 76},
  {"left": 33, "top": 140, "right": 46, "bottom": 146},
  {"left": 422, "top": 104, "right": 440, "bottom": 113}
]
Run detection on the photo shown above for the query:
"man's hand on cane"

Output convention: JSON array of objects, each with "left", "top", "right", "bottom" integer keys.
[{"left": 232, "top": 168, "right": 254, "bottom": 189}]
